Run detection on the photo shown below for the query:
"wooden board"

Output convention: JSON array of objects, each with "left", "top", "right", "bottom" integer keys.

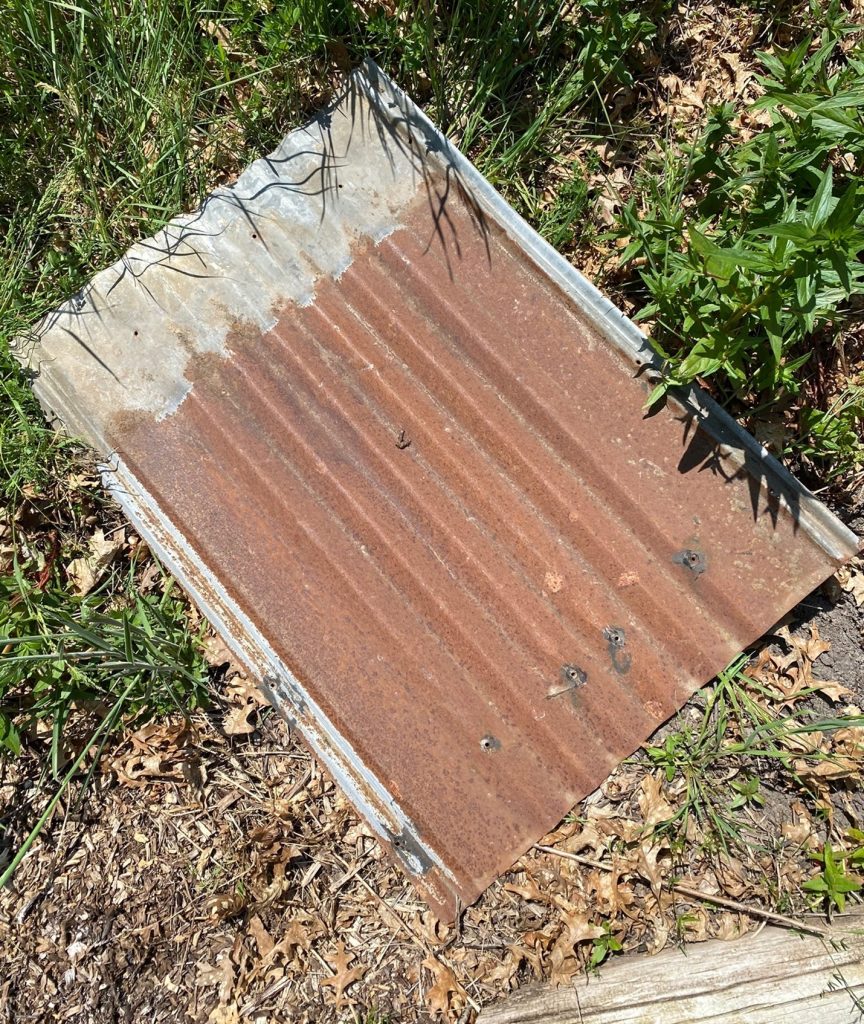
[{"left": 481, "top": 915, "right": 864, "bottom": 1024}]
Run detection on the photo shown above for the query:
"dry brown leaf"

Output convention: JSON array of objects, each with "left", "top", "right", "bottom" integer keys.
[
  {"left": 246, "top": 914, "right": 274, "bottom": 958},
  {"left": 481, "top": 948, "right": 522, "bottom": 991},
  {"left": 636, "top": 842, "right": 665, "bottom": 898},
  {"left": 138, "top": 560, "right": 162, "bottom": 595},
  {"left": 66, "top": 528, "right": 124, "bottom": 596},
  {"left": 226, "top": 676, "right": 268, "bottom": 708},
  {"left": 793, "top": 745, "right": 861, "bottom": 782},
  {"left": 414, "top": 909, "right": 451, "bottom": 946},
  {"left": 638, "top": 773, "right": 675, "bottom": 828},
  {"left": 591, "top": 867, "right": 634, "bottom": 915},
  {"left": 837, "top": 563, "right": 864, "bottom": 607},
  {"left": 815, "top": 680, "right": 854, "bottom": 703},
  {"left": 207, "top": 1005, "right": 241, "bottom": 1024},
  {"left": 196, "top": 953, "right": 235, "bottom": 1004},
  {"left": 223, "top": 702, "right": 257, "bottom": 737},
  {"left": 712, "top": 912, "right": 746, "bottom": 941},
  {"left": 321, "top": 941, "right": 365, "bottom": 1006},
  {"left": 201, "top": 633, "right": 237, "bottom": 669},
  {"left": 777, "top": 624, "right": 830, "bottom": 664},
  {"left": 204, "top": 892, "right": 246, "bottom": 923},
  {"left": 422, "top": 956, "right": 464, "bottom": 1018},
  {"left": 719, "top": 51, "right": 751, "bottom": 94},
  {"left": 781, "top": 817, "right": 812, "bottom": 846},
  {"left": 549, "top": 908, "right": 605, "bottom": 976},
  {"left": 504, "top": 875, "right": 551, "bottom": 905}
]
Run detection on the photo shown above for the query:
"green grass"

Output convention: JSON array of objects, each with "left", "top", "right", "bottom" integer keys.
[{"left": 640, "top": 655, "right": 864, "bottom": 851}]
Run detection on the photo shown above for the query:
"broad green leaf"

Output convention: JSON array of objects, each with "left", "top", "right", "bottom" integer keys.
[
  {"left": 0, "top": 712, "right": 21, "bottom": 756},
  {"left": 825, "top": 180, "right": 859, "bottom": 236},
  {"left": 752, "top": 222, "right": 815, "bottom": 243},
  {"left": 688, "top": 227, "right": 771, "bottom": 276},
  {"left": 643, "top": 381, "right": 669, "bottom": 409},
  {"left": 807, "top": 165, "right": 834, "bottom": 227}
]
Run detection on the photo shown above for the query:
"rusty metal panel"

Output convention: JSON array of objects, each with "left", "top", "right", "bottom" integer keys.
[{"left": 23, "top": 61, "right": 859, "bottom": 917}]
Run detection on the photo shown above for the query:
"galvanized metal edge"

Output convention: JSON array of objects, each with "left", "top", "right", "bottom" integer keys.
[
  {"left": 100, "top": 455, "right": 458, "bottom": 896},
  {"left": 356, "top": 60, "right": 859, "bottom": 563}
]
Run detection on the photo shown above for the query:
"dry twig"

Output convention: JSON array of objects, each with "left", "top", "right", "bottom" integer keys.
[{"left": 534, "top": 844, "right": 829, "bottom": 938}]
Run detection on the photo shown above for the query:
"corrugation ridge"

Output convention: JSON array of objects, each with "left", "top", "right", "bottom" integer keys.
[
  {"left": 375, "top": 227, "right": 758, "bottom": 641},
  {"left": 362, "top": 61, "right": 857, "bottom": 563},
  {"left": 276, "top": 314, "right": 567, "bottom": 668},
  {"left": 336, "top": 244, "right": 730, "bottom": 674},
  {"left": 295, "top": 298, "right": 638, "bottom": 675},
  {"left": 291, "top": 286, "right": 697, "bottom": 726}
]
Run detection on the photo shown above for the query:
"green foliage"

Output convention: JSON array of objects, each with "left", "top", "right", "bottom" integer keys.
[
  {"left": 0, "top": 562, "right": 209, "bottom": 762},
  {"left": 641, "top": 656, "right": 864, "bottom": 847},
  {"left": 538, "top": 155, "right": 598, "bottom": 248},
  {"left": 728, "top": 774, "right": 766, "bottom": 810},
  {"left": 589, "top": 921, "right": 624, "bottom": 969},
  {"left": 803, "top": 841, "right": 862, "bottom": 913},
  {"left": 616, "top": 12, "right": 864, "bottom": 473},
  {"left": 796, "top": 380, "right": 864, "bottom": 479}
]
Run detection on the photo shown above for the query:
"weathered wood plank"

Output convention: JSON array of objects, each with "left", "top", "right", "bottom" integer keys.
[{"left": 481, "top": 916, "right": 864, "bottom": 1024}]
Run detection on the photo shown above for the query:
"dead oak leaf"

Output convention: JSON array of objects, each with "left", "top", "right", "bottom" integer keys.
[
  {"left": 838, "top": 565, "right": 864, "bottom": 607},
  {"left": 549, "top": 909, "right": 605, "bottom": 978},
  {"left": 226, "top": 676, "right": 269, "bottom": 707},
  {"left": 321, "top": 941, "right": 365, "bottom": 1006},
  {"left": 66, "top": 528, "right": 124, "bottom": 596},
  {"left": 196, "top": 953, "right": 235, "bottom": 1004},
  {"left": 816, "top": 679, "right": 854, "bottom": 703},
  {"left": 207, "top": 1005, "right": 241, "bottom": 1024},
  {"left": 223, "top": 701, "right": 257, "bottom": 737},
  {"left": 246, "top": 914, "right": 274, "bottom": 958},
  {"left": 481, "top": 948, "right": 522, "bottom": 990},
  {"left": 423, "top": 956, "right": 464, "bottom": 1018},
  {"left": 638, "top": 772, "right": 675, "bottom": 828},
  {"left": 777, "top": 624, "right": 830, "bottom": 664}
]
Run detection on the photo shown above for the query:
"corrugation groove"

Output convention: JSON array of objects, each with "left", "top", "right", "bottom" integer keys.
[
  {"left": 113, "top": 354, "right": 593, "bottom": 880},
  {"left": 373, "top": 225, "right": 756, "bottom": 640},
  {"left": 388, "top": 211, "right": 820, "bottom": 621}
]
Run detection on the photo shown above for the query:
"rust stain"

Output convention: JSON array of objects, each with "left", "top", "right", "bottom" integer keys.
[{"left": 27, "top": 63, "right": 859, "bottom": 919}]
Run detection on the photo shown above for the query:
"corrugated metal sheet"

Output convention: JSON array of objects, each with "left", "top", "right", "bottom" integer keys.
[{"left": 23, "top": 61, "right": 859, "bottom": 917}]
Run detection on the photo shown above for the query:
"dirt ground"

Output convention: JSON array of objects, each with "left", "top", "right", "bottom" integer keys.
[{"left": 1, "top": 560, "right": 862, "bottom": 1024}]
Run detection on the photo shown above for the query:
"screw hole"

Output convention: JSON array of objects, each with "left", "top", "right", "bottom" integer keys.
[
  {"left": 480, "top": 734, "right": 501, "bottom": 753},
  {"left": 133, "top": 330, "right": 139, "bottom": 337}
]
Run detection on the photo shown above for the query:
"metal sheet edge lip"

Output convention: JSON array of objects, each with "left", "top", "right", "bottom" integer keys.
[
  {"left": 357, "top": 59, "right": 859, "bottom": 563},
  {"left": 100, "top": 453, "right": 457, "bottom": 888}
]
